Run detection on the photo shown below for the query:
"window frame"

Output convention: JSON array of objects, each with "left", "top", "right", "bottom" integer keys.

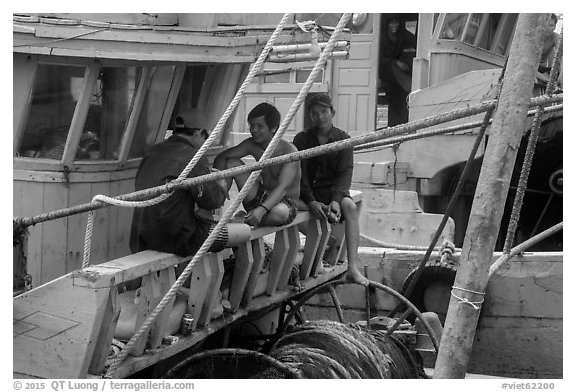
[
  {"left": 433, "top": 13, "right": 518, "bottom": 58},
  {"left": 13, "top": 56, "right": 184, "bottom": 172}
]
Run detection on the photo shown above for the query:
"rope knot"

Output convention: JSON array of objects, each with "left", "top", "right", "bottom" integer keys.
[{"left": 451, "top": 286, "right": 485, "bottom": 311}]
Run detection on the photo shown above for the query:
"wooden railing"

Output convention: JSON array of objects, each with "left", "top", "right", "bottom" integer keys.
[{"left": 13, "top": 191, "right": 361, "bottom": 379}]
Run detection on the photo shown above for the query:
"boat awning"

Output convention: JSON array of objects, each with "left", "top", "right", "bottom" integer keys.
[{"left": 13, "top": 15, "right": 350, "bottom": 63}]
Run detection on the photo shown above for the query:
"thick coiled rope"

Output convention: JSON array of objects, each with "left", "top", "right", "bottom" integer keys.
[
  {"left": 502, "top": 26, "right": 563, "bottom": 254},
  {"left": 269, "top": 320, "right": 425, "bottom": 378},
  {"left": 103, "top": 13, "right": 352, "bottom": 378}
]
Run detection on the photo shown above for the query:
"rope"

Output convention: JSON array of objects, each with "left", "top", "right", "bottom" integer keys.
[
  {"left": 502, "top": 26, "right": 563, "bottom": 254},
  {"left": 355, "top": 103, "right": 563, "bottom": 154},
  {"left": 13, "top": 93, "right": 562, "bottom": 233},
  {"left": 488, "top": 221, "right": 562, "bottom": 279},
  {"left": 361, "top": 233, "right": 460, "bottom": 252},
  {"left": 81, "top": 13, "right": 292, "bottom": 268},
  {"left": 103, "top": 13, "right": 352, "bottom": 378},
  {"left": 269, "top": 320, "right": 424, "bottom": 378},
  {"left": 450, "top": 288, "right": 485, "bottom": 311}
]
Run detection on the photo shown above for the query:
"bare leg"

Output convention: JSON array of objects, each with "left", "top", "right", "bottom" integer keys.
[
  {"left": 340, "top": 197, "right": 369, "bottom": 286},
  {"left": 260, "top": 203, "right": 290, "bottom": 226}
]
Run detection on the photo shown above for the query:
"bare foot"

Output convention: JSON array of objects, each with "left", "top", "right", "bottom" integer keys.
[{"left": 343, "top": 268, "right": 369, "bottom": 286}]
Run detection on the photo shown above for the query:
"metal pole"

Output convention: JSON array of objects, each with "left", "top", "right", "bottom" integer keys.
[{"left": 433, "top": 13, "right": 548, "bottom": 379}]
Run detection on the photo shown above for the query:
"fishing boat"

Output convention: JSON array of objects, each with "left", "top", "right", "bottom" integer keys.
[{"left": 13, "top": 13, "right": 562, "bottom": 379}]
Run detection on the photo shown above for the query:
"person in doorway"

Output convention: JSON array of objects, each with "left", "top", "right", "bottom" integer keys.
[
  {"left": 378, "top": 16, "right": 417, "bottom": 126},
  {"left": 130, "top": 112, "right": 248, "bottom": 259},
  {"left": 293, "top": 93, "right": 368, "bottom": 286},
  {"left": 213, "top": 102, "right": 301, "bottom": 227}
]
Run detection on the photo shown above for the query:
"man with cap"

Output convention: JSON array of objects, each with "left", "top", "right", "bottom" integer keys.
[
  {"left": 293, "top": 93, "right": 368, "bottom": 286},
  {"left": 130, "top": 112, "right": 249, "bottom": 260}
]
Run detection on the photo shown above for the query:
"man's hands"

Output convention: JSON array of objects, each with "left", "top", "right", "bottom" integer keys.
[
  {"left": 328, "top": 201, "right": 341, "bottom": 223},
  {"left": 309, "top": 201, "right": 328, "bottom": 221},
  {"left": 309, "top": 200, "right": 340, "bottom": 223},
  {"left": 244, "top": 205, "right": 267, "bottom": 226}
]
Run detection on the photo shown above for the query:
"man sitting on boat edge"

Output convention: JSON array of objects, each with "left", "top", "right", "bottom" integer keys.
[
  {"left": 129, "top": 112, "right": 250, "bottom": 266},
  {"left": 213, "top": 102, "right": 301, "bottom": 228},
  {"left": 293, "top": 92, "right": 369, "bottom": 286}
]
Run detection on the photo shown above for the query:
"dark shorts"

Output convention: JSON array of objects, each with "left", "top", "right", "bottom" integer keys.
[
  {"left": 243, "top": 182, "right": 298, "bottom": 226},
  {"left": 195, "top": 215, "right": 229, "bottom": 253}
]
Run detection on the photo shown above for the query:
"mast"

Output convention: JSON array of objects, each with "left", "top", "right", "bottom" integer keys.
[{"left": 433, "top": 13, "right": 549, "bottom": 378}]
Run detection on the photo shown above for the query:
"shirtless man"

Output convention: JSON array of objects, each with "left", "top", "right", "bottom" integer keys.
[
  {"left": 214, "top": 102, "right": 301, "bottom": 227},
  {"left": 293, "top": 93, "right": 368, "bottom": 285},
  {"left": 536, "top": 13, "right": 562, "bottom": 87}
]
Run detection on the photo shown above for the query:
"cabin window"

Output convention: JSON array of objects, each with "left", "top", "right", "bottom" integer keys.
[
  {"left": 438, "top": 13, "right": 518, "bottom": 57},
  {"left": 477, "top": 14, "right": 501, "bottom": 50},
  {"left": 129, "top": 65, "right": 177, "bottom": 158},
  {"left": 493, "top": 14, "right": 518, "bottom": 55},
  {"left": 296, "top": 68, "right": 323, "bottom": 83},
  {"left": 440, "top": 14, "right": 467, "bottom": 40},
  {"left": 17, "top": 64, "right": 84, "bottom": 160},
  {"left": 463, "top": 14, "right": 484, "bottom": 45},
  {"left": 265, "top": 72, "right": 290, "bottom": 83},
  {"left": 75, "top": 66, "right": 142, "bottom": 161}
]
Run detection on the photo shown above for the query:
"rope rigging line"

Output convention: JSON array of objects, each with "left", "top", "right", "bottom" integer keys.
[
  {"left": 488, "top": 221, "right": 562, "bottom": 279},
  {"left": 103, "top": 13, "right": 353, "bottom": 378},
  {"left": 354, "top": 103, "right": 563, "bottom": 154},
  {"left": 80, "top": 13, "right": 293, "bottom": 268},
  {"left": 13, "top": 92, "right": 563, "bottom": 233},
  {"left": 502, "top": 25, "right": 563, "bottom": 255}
]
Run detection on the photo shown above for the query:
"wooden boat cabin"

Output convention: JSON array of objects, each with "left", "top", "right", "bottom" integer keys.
[{"left": 13, "top": 13, "right": 355, "bottom": 290}]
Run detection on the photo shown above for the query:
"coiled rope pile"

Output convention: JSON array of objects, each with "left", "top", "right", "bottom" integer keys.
[{"left": 268, "top": 320, "right": 425, "bottom": 378}]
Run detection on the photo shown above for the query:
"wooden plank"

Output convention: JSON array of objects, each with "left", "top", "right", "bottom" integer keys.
[
  {"left": 242, "top": 238, "right": 266, "bottom": 307},
  {"left": 198, "top": 253, "right": 224, "bottom": 327},
  {"left": 12, "top": 180, "right": 24, "bottom": 217},
  {"left": 228, "top": 242, "right": 254, "bottom": 311},
  {"left": 20, "top": 182, "right": 44, "bottom": 287},
  {"left": 88, "top": 286, "right": 120, "bottom": 374},
  {"left": 88, "top": 181, "right": 111, "bottom": 265},
  {"left": 74, "top": 251, "right": 184, "bottom": 289},
  {"left": 311, "top": 219, "right": 331, "bottom": 276},
  {"left": 149, "top": 268, "right": 177, "bottom": 349},
  {"left": 277, "top": 225, "right": 300, "bottom": 290},
  {"left": 106, "top": 179, "right": 121, "bottom": 262},
  {"left": 186, "top": 257, "right": 211, "bottom": 330},
  {"left": 65, "top": 182, "right": 91, "bottom": 273},
  {"left": 13, "top": 167, "right": 139, "bottom": 183},
  {"left": 300, "top": 219, "right": 322, "bottom": 280},
  {"left": 130, "top": 272, "right": 155, "bottom": 356},
  {"left": 108, "top": 177, "right": 135, "bottom": 260},
  {"left": 266, "top": 229, "right": 290, "bottom": 295},
  {"left": 14, "top": 274, "right": 111, "bottom": 378}
]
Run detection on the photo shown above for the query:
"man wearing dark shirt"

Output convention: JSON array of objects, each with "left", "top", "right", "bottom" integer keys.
[
  {"left": 378, "top": 16, "right": 417, "bottom": 126},
  {"left": 293, "top": 93, "right": 368, "bottom": 285},
  {"left": 130, "top": 113, "right": 247, "bottom": 258}
]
